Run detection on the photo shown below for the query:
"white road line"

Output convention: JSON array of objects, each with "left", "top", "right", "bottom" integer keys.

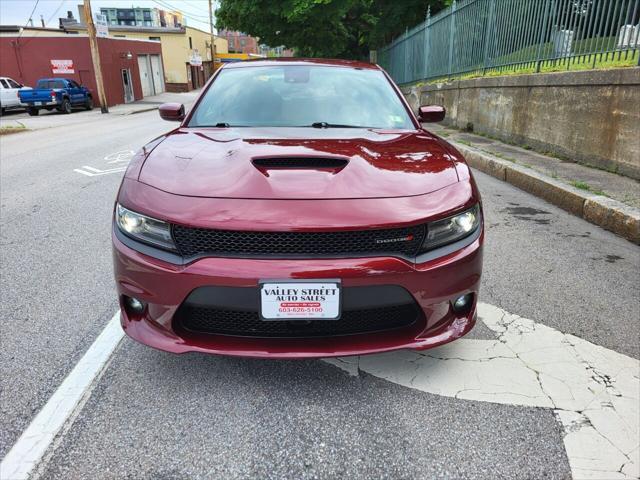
[
  {"left": 72, "top": 168, "right": 95, "bottom": 176},
  {"left": 0, "top": 312, "right": 124, "bottom": 480},
  {"left": 325, "top": 303, "right": 640, "bottom": 480},
  {"left": 73, "top": 167, "right": 126, "bottom": 177}
]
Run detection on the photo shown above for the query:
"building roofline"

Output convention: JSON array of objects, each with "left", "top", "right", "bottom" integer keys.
[
  {"left": 0, "top": 25, "right": 67, "bottom": 33},
  {"left": 64, "top": 23, "right": 185, "bottom": 34},
  {"left": 62, "top": 23, "right": 223, "bottom": 39}
]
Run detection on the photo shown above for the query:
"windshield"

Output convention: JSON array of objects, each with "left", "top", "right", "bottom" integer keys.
[{"left": 188, "top": 65, "right": 414, "bottom": 129}]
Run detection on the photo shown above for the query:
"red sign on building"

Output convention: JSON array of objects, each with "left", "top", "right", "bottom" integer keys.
[{"left": 50, "top": 59, "right": 75, "bottom": 74}]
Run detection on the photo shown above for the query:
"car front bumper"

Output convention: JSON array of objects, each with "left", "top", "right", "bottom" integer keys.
[{"left": 112, "top": 225, "right": 483, "bottom": 358}]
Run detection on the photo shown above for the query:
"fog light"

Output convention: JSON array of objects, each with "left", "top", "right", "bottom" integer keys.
[
  {"left": 125, "top": 296, "right": 145, "bottom": 314},
  {"left": 453, "top": 293, "right": 473, "bottom": 313}
]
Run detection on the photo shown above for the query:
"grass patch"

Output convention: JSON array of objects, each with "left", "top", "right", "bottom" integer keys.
[
  {"left": 0, "top": 123, "right": 27, "bottom": 135},
  {"left": 421, "top": 49, "right": 638, "bottom": 85},
  {"left": 570, "top": 180, "right": 607, "bottom": 196}
]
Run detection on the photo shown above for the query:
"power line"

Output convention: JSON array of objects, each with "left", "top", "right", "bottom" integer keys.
[
  {"left": 182, "top": 0, "right": 210, "bottom": 12},
  {"left": 152, "top": 0, "right": 211, "bottom": 21},
  {"left": 18, "top": 0, "right": 41, "bottom": 38},
  {"left": 17, "top": 0, "right": 66, "bottom": 48},
  {"left": 44, "top": 0, "right": 67, "bottom": 28}
]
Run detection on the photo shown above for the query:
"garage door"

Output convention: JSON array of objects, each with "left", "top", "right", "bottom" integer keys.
[
  {"left": 149, "top": 55, "right": 165, "bottom": 94},
  {"left": 137, "top": 55, "right": 153, "bottom": 97}
]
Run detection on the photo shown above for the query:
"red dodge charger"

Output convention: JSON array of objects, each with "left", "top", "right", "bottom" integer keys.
[{"left": 112, "top": 59, "right": 483, "bottom": 358}]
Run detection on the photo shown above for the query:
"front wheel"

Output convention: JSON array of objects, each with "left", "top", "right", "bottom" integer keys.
[
  {"left": 27, "top": 107, "right": 39, "bottom": 116},
  {"left": 85, "top": 97, "right": 93, "bottom": 110},
  {"left": 60, "top": 99, "right": 72, "bottom": 114}
]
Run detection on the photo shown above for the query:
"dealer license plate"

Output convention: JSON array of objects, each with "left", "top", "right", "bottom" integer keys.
[{"left": 260, "top": 280, "right": 341, "bottom": 320}]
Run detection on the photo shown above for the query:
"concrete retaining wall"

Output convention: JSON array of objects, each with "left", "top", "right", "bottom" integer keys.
[{"left": 403, "top": 69, "right": 640, "bottom": 180}]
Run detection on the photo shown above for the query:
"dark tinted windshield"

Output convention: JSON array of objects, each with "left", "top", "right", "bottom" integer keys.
[
  {"left": 189, "top": 65, "right": 414, "bottom": 129},
  {"left": 36, "top": 80, "right": 65, "bottom": 89}
]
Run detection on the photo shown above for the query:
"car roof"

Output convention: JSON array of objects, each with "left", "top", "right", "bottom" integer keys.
[{"left": 224, "top": 58, "right": 379, "bottom": 70}]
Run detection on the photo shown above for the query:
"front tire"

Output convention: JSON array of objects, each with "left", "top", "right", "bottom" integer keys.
[
  {"left": 85, "top": 96, "right": 93, "bottom": 110},
  {"left": 27, "top": 107, "right": 39, "bottom": 116}
]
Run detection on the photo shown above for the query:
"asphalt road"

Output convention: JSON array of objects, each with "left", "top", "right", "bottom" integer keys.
[{"left": 1, "top": 102, "right": 638, "bottom": 479}]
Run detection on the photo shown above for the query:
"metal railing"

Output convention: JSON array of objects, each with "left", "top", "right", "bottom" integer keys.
[{"left": 378, "top": 0, "right": 640, "bottom": 84}]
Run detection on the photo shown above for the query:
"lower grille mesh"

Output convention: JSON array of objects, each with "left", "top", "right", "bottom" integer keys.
[{"left": 176, "top": 304, "right": 420, "bottom": 338}]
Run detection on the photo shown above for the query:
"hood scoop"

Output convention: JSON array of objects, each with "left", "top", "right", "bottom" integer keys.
[{"left": 252, "top": 156, "right": 348, "bottom": 171}]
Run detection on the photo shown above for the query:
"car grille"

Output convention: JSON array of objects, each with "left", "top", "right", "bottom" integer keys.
[
  {"left": 172, "top": 224, "right": 426, "bottom": 258},
  {"left": 175, "top": 303, "right": 421, "bottom": 338}
]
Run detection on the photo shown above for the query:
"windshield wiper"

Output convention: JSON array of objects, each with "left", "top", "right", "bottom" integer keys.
[{"left": 310, "top": 122, "right": 365, "bottom": 129}]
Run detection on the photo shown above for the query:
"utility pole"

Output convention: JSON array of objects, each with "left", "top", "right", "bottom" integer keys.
[
  {"left": 83, "top": 0, "right": 109, "bottom": 113},
  {"left": 208, "top": 0, "right": 216, "bottom": 75}
]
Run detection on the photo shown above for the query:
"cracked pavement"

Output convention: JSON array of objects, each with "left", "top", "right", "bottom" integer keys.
[
  {"left": 326, "top": 303, "right": 640, "bottom": 479},
  {"left": 1, "top": 108, "right": 638, "bottom": 479}
]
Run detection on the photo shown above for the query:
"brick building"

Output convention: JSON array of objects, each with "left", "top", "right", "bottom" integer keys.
[
  {"left": 0, "top": 26, "right": 163, "bottom": 107},
  {"left": 218, "top": 30, "right": 259, "bottom": 55}
]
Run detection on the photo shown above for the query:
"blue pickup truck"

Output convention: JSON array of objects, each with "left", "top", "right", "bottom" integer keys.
[{"left": 19, "top": 78, "right": 93, "bottom": 116}]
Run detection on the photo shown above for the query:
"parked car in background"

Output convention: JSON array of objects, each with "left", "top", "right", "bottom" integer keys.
[
  {"left": 0, "top": 76, "right": 31, "bottom": 114},
  {"left": 19, "top": 78, "right": 93, "bottom": 116}
]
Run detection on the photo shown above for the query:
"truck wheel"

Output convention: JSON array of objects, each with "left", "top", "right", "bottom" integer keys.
[
  {"left": 61, "top": 99, "right": 72, "bottom": 114},
  {"left": 28, "top": 107, "right": 39, "bottom": 116},
  {"left": 85, "top": 97, "right": 93, "bottom": 111}
]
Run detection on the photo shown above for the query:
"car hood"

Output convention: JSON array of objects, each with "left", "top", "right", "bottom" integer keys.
[{"left": 138, "top": 127, "right": 459, "bottom": 200}]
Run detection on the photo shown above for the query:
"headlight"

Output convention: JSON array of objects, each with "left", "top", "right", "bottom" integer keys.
[
  {"left": 422, "top": 204, "right": 481, "bottom": 252},
  {"left": 115, "top": 204, "right": 176, "bottom": 250}
]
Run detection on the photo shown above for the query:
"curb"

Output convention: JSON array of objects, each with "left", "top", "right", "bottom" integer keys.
[
  {"left": 453, "top": 143, "right": 640, "bottom": 244},
  {"left": 113, "top": 106, "right": 160, "bottom": 116}
]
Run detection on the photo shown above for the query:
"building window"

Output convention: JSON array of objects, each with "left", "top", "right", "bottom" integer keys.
[
  {"left": 149, "top": 36, "right": 161, "bottom": 41},
  {"left": 189, "top": 37, "right": 193, "bottom": 49}
]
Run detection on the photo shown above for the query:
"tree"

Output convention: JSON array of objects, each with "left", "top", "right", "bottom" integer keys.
[{"left": 216, "top": 0, "right": 449, "bottom": 59}]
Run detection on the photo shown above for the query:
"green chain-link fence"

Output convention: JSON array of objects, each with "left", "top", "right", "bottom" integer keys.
[{"left": 378, "top": 0, "right": 639, "bottom": 84}]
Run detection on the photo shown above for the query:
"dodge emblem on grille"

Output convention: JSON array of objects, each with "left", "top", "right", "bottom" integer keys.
[{"left": 375, "top": 234, "right": 414, "bottom": 244}]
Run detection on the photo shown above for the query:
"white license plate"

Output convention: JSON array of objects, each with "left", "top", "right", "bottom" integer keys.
[
  {"left": 34, "top": 102, "right": 42, "bottom": 106},
  {"left": 260, "top": 281, "right": 341, "bottom": 320}
]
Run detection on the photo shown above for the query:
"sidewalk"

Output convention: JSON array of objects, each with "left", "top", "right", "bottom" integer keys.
[
  {"left": 0, "top": 89, "right": 201, "bottom": 132},
  {"left": 429, "top": 124, "right": 640, "bottom": 244},
  {"left": 107, "top": 89, "right": 201, "bottom": 115}
]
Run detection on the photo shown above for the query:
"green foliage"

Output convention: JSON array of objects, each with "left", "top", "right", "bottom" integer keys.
[{"left": 216, "top": 0, "right": 449, "bottom": 59}]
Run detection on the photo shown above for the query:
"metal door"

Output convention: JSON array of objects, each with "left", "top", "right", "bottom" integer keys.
[
  {"left": 149, "top": 55, "right": 164, "bottom": 94},
  {"left": 137, "top": 55, "right": 152, "bottom": 97}
]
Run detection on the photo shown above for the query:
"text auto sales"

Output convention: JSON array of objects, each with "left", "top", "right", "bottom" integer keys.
[{"left": 263, "top": 287, "right": 338, "bottom": 302}]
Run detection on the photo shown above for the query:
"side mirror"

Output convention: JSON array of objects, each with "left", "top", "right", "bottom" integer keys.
[
  {"left": 418, "top": 105, "right": 446, "bottom": 123},
  {"left": 159, "top": 103, "right": 185, "bottom": 122}
]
